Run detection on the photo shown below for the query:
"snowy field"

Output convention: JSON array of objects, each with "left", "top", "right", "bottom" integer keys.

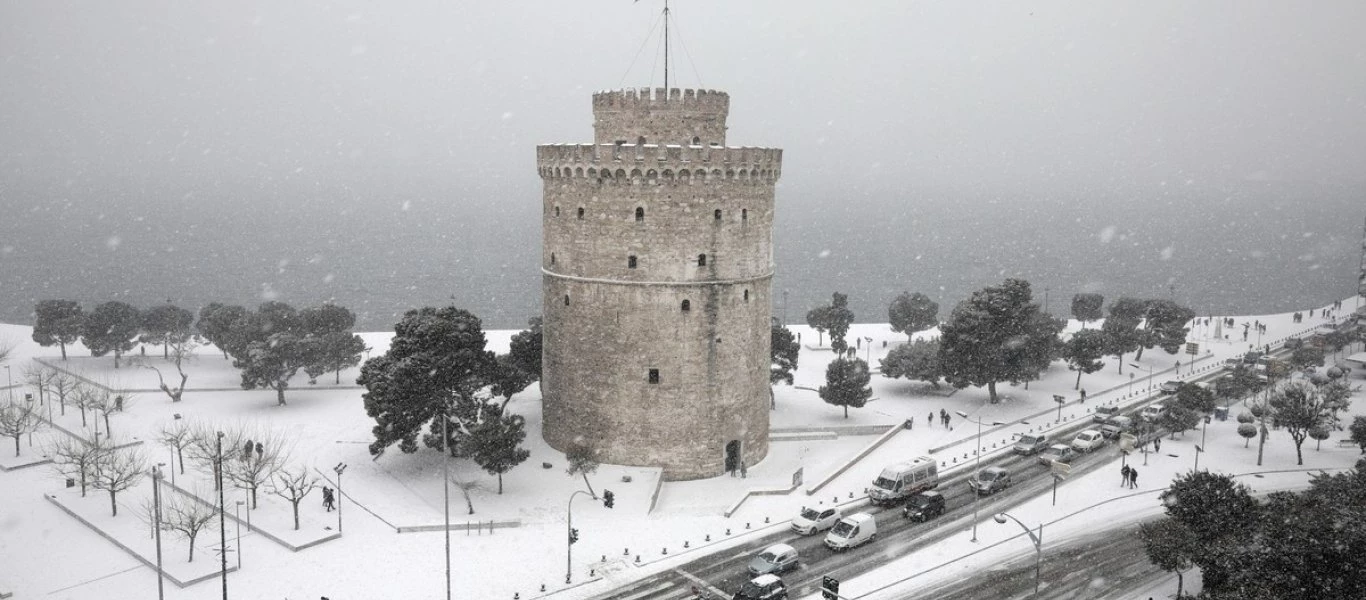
[{"left": 0, "top": 296, "right": 1363, "bottom": 600}]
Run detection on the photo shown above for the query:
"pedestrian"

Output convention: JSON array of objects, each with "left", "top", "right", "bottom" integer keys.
[
  {"left": 943, "top": 413, "right": 951, "bottom": 428},
  {"left": 1129, "top": 466, "right": 1139, "bottom": 489},
  {"left": 928, "top": 411, "right": 934, "bottom": 427},
  {"left": 1079, "top": 389, "right": 1087, "bottom": 403},
  {"left": 1154, "top": 437, "right": 1161, "bottom": 452},
  {"left": 1120, "top": 464, "right": 1131, "bottom": 487},
  {"left": 322, "top": 487, "right": 335, "bottom": 511}
]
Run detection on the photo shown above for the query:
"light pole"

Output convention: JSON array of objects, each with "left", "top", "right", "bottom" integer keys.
[
  {"left": 993, "top": 512, "right": 1043, "bottom": 599},
  {"left": 333, "top": 462, "right": 347, "bottom": 535},
  {"left": 956, "top": 411, "right": 1003, "bottom": 542},
  {"left": 441, "top": 409, "right": 452, "bottom": 600},
  {"left": 1129, "top": 362, "right": 1152, "bottom": 394},
  {"left": 1127, "top": 373, "right": 1134, "bottom": 396},
  {"left": 1043, "top": 287, "right": 1050, "bottom": 315},
  {"left": 151, "top": 465, "right": 166, "bottom": 600},
  {"left": 216, "top": 431, "right": 227, "bottom": 600},
  {"left": 863, "top": 336, "right": 873, "bottom": 364},
  {"left": 566, "top": 489, "right": 593, "bottom": 583},
  {"left": 4, "top": 365, "right": 12, "bottom": 403},
  {"left": 1193, "top": 415, "right": 1210, "bottom": 471},
  {"left": 234, "top": 501, "right": 244, "bottom": 569}
]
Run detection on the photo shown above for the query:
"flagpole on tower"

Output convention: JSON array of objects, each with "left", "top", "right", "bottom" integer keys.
[{"left": 663, "top": 0, "right": 670, "bottom": 91}]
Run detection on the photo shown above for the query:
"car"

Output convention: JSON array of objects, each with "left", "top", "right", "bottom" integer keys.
[
  {"left": 1159, "top": 380, "right": 1182, "bottom": 394},
  {"left": 1140, "top": 404, "right": 1167, "bottom": 422},
  {"left": 733, "top": 574, "right": 788, "bottom": 600},
  {"left": 1012, "top": 433, "right": 1049, "bottom": 455},
  {"left": 747, "top": 543, "right": 799, "bottom": 576},
  {"left": 967, "top": 466, "right": 1012, "bottom": 495},
  {"left": 1093, "top": 405, "right": 1120, "bottom": 423},
  {"left": 1071, "top": 429, "right": 1106, "bottom": 453},
  {"left": 1224, "top": 358, "right": 1243, "bottom": 370},
  {"left": 902, "top": 491, "right": 946, "bottom": 521},
  {"left": 1284, "top": 337, "right": 1305, "bottom": 350},
  {"left": 1101, "top": 416, "right": 1135, "bottom": 439},
  {"left": 1037, "top": 444, "right": 1078, "bottom": 466},
  {"left": 824, "top": 512, "right": 877, "bottom": 551},
  {"left": 791, "top": 506, "right": 842, "bottom": 536}
]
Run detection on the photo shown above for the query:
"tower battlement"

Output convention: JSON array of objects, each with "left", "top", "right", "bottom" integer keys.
[
  {"left": 535, "top": 143, "right": 782, "bottom": 182},
  {"left": 592, "top": 88, "right": 730, "bottom": 146}
]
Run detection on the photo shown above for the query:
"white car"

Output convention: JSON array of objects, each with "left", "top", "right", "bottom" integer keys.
[
  {"left": 1071, "top": 429, "right": 1106, "bottom": 453},
  {"left": 791, "top": 506, "right": 842, "bottom": 536}
]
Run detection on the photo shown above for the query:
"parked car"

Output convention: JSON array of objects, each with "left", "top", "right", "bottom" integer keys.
[
  {"left": 824, "top": 512, "right": 877, "bottom": 551},
  {"left": 1159, "top": 380, "right": 1182, "bottom": 394},
  {"left": 747, "top": 543, "right": 799, "bottom": 577},
  {"left": 1093, "top": 405, "right": 1119, "bottom": 423},
  {"left": 1284, "top": 337, "right": 1305, "bottom": 350},
  {"left": 1071, "top": 429, "right": 1106, "bottom": 453},
  {"left": 791, "top": 506, "right": 842, "bottom": 536},
  {"left": 1140, "top": 404, "right": 1167, "bottom": 422},
  {"left": 1037, "top": 444, "right": 1078, "bottom": 466},
  {"left": 968, "top": 466, "right": 1012, "bottom": 495},
  {"left": 1101, "top": 416, "right": 1136, "bottom": 439},
  {"left": 1223, "top": 358, "right": 1243, "bottom": 370},
  {"left": 1013, "top": 433, "right": 1049, "bottom": 455},
  {"left": 902, "top": 491, "right": 946, "bottom": 522},
  {"left": 733, "top": 574, "right": 788, "bottom": 600}
]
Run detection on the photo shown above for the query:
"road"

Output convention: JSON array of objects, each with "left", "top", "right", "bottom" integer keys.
[{"left": 590, "top": 351, "right": 1279, "bottom": 600}]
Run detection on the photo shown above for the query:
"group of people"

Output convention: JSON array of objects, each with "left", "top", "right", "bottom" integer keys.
[
  {"left": 1120, "top": 464, "right": 1140, "bottom": 489},
  {"left": 322, "top": 486, "right": 336, "bottom": 511}
]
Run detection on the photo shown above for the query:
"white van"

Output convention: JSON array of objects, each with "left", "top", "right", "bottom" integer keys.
[
  {"left": 824, "top": 512, "right": 877, "bottom": 551},
  {"left": 867, "top": 456, "right": 938, "bottom": 505}
]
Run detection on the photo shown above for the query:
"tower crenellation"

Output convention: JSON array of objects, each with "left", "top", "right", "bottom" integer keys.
[{"left": 592, "top": 87, "right": 730, "bottom": 146}]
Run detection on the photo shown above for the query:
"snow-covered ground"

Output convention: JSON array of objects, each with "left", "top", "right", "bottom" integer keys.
[{"left": 0, "top": 296, "right": 1362, "bottom": 600}]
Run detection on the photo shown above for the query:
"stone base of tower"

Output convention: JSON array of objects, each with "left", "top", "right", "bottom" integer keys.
[{"left": 542, "top": 408, "right": 770, "bottom": 482}]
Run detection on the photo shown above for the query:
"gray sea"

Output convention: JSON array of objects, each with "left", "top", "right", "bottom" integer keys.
[{"left": 1, "top": 177, "right": 1360, "bottom": 332}]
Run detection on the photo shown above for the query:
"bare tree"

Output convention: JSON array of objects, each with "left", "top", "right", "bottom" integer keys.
[
  {"left": 0, "top": 400, "right": 40, "bottom": 457},
  {"left": 270, "top": 466, "right": 318, "bottom": 530},
  {"left": 48, "top": 371, "right": 79, "bottom": 417},
  {"left": 186, "top": 424, "right": 244, "bottom": 491},
  {"left": 87, "top": 389, "right": 126, "bottom": 439},
  {"left": 449, "top": 474, "right": 480, "bottom": 515},
  {"left": 91, "top": 444, "right": 146, "bottom": 516},
  {"left": 223, "top": 428, "right": 289, "bottom": 509},
  {"left": 158, "top": 419, "right": 194, "bottom": 475},
  {"left": 143, "top": 336, "right": 199, "bottom": 403},
  {"left": 22, "top": 364, "right": 58, "bottom": 407},
  {"left": 49, "top": 434, "right": 105, "bottom": 496},
  {"left": 70, "top": 382, "right": 100, "bottom": 428},
  {"left": 161, "top": 489, "right": 219, "bottom": 562}
]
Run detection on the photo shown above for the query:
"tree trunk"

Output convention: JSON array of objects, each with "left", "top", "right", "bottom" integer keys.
[
  {"left": 114, "top": 350, "right": 121, "bottom": 369},
  {"left": 80, "top": 407, "right": 87, "bottom": 426},
  {"left": 276, "top": 384, "right": 287, "bottom": 406},
  {"left": 335, "top": 369, "right": 341, "bottom": 385},
  {"left": 1294, "top": 439, "right": 1304, "bottom": 466},
  {"left": 1075, "top": 369, "right": 1083, "bottom": 390},
  {"left": 498, "top": 473, "right": 504, "bottom": 495},
  {"left": 580, "top": 473, "right": 596, "bottom": 498},
  {"left": 1176, "top": 571, "right": 1184, "bottom": 598},
  {"left": 163, "top": 344, "right": 169, "bottom": 359},
  {"left": 80, "top": 472, "right": 87, "bottom": 497},
  {"left": 187, "top": 533, "right": 197, "bottom": 562},
  {"left": 60, "top": 342, "right": 68, "bottom": 360},
  {"left": 1257, "top": 426, "right": 1267, "bottom": 466},
  {"left": 292, "top": 500, "right": 300, "bottom": 530},
  {"left": 12, "top": 434, "right": 19, "bottom": 457},
  {"left": 109, "top": 490, "right": 118, "bottom": 516},
  {"left": 104, "top": 413, "right": 111, "bottom": 438},
  {"left": 843, "top": 404, "right": 849, "bottom": 418},
  {"left": 178, "top": 448, "right": 186, "bottom": 474},
  {"left": 988, "top": 381, "right": 999, "bottom": 404}
]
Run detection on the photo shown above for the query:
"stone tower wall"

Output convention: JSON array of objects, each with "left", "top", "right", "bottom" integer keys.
[{"left": 537, "top": 89, "right": 780, "bottom": 481}]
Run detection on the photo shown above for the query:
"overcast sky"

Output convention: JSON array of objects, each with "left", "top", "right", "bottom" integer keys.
[{"left": 4, "top": 0, "right": 1365, "bottom": 202}]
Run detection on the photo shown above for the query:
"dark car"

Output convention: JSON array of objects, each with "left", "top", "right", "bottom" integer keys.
[
  {"left": 968, "top": 466, "right": 1012, "bottom": 495},
  {"left": 733, "top": 574, "right": 788, "bottom": 600},
  {"left": 902, "top": 491, "right": 946, "bottom": 521},
  {"left": 1159, "top": 380, "right": 1182, "bottom": 394},
  {"left": 1093, "top": 405, "right": 1119, "bottom": 423}
]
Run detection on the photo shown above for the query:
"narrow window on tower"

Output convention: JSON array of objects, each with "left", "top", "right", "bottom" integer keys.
[
  {"left": 697, "top": 254, "right": 707, "bottom": 267},
  {"left": 551, "top": 253, "right": 556, "bottom": 265},
  {"left": 577, "top": 207, "right": 585, "bottom": 220},
  {"left": 628, "top": 255, "right": 637, "bottom": 269},
  {"left": 742, "top": 208, "right": 748, "bottom": 221},
  {"left": 648, "top": 369, "right": 660, "bottom": 384},
  {"left": 714, "top": 209, "right": 722, "bottom": 221},
  {"left": 564, "top": 294, "right": 570, "bottom": 306},
  {"left": 635, "top": 207, "right": 645, "bottom": 222},
  {"left": 744, "top": 289, "right": 750, "bottom": 302},
  {"left": 637, "top": 136, "right": 646, "bottom": 146},
  {"left": 554, "top": 206, "right": 561, "bottom": 217},
  {"left": 681, "top": 299, "right": 691, "bottom": 312},
  {"left": 692, "top": 136, "right": 700, "bottom": 145}
]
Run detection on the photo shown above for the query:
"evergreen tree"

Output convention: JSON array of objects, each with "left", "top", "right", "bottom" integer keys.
[
  {"left": 879, "top": 338, "right": 944, "bottom": 389},
  {"left": 1268, "top": 379, "right": 1332, "bottom": 465},
  {"left": 1138, "top": 518, "right": 1199, "bottom": 599},
  {"left": 770, "top": 319, "right": 800, "bottom": 408},
  {"left": 237, "top": 332, "right": 311, "bottom": 405},
  {"left": 1174, "top": 382, "right": 1218, "bottom": 414},
  {"left": 32, "top": 299, "right": 85, "bottom": 360},
  {"left": 887, "top": 291, "right": 938, "bottom": 340},
  {"left": 805, "top": 305, "right": 832, "bottom": 347},
  {"left": 1350, "top": 416, "right": 1366, "bottom": 454},
  {"left": 819, "top": 357, "right": 871, "bottom": 418},
  {"left": 196, "top": 303, "right": 248, "bottom": 359},
  {"left": 938, "top": 279, "right": 1058, "bottom": 404},
  {"left": 304, "top": 331, "right": 367, "bottom": 385},
  {"left": 1070, "top": 293, "right": 1104, "bottom": 328},
  {"left": 1101, "top": 297, "right": 1145, "bottom": 374},
  {"left": 490, "top": 354, "right": 535, "bottom": 411},
  {"left": 469, "top": 412, "right": 531, "bottom": 494},
  {"left": 357, "top": 306, "right": 496, "bottom": 457},
  {"left": 299, "top": 304, "right": 356, "bottom": 335},
  {"left": 825, "top": 293, "right": 855, "bottom": 355},
  {"left": 564, "top": 442, "right": 599, "bottom": 497},
  {"left": 139, "top": 304, "right": 194, "bottom": 359},
  {"left": 508, "top": 317, "right": 543, "bottom": 384},
  {"left": 1134, "top": 299, "right": 1195, "bottom": 360},
  {"left": 81, "top": 301, "right": 141, "bottom": 368},
  {"left": 1061, "top": 329, "right": 1107, "bottom": 390}
]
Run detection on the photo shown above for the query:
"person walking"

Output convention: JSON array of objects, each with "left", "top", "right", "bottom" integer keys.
[
  {"left": 1079, "top": 389, "right": 1087, "bottom": 403},
  {"left": 943, "top": 412, "right": 952, "bottom": 428},
  {"left": 322, "top": 487, "right": 335, "bottom": 512},
  {"left": 928, "top": 411, "right": 934, "bottom": 427},
  {"left": 1129, "top": 466, "right": 1139, "bottom": 489},
  {"left": 1154, "top": 437, "right": 1161, "bottom": 452},
  {"left": 1121, "top": 464, "right": 1131, "bottom": 487}
]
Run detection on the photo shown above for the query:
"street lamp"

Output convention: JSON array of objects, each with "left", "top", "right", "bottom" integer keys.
[
  {"left": 993, "top": 512, "right": 1043, "bottom": 599},
  {"left": 566, "top": 488, "right": 615, "bottom": 584},
  {"left": 1127, "top": 373, "right": 1134, "bottom": 396},
  {"left": 956, "top": 411, "right": 1003, "bottom": 543},
  {"left": 1193, "top": 415, "right": 1210, "bottom": 471},
  {"left": 1129, "top": 362, "right": 1153, "bottom": 394},
  {"left": 333, "top": 462, "right": 347, "bottom": 535},
  {"left": 215, "top": 431, "right": 227, "bottom": 600},
  {"left": 863, "top": 336, "right": 873, "bottom": 364},
  {"left": 151, "top": 465, "right": 166, "bottom": 600}
]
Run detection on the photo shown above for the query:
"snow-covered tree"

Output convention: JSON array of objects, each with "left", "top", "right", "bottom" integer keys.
[
  {"left": 32, "top": 299, "right": 85, "bottom": 360},
  {"left": 819, "top": 357, "right": 872, "bottom": 418},
  {"left": 938, "top": 279, "right": 1060, "bottom": 403},
  {"left": 1268, "top": 379, "right": 1334, "bottom": 465},
  {"left": 468, "top": 412, "right": 531, "bottom": 494},
  {"left": 270, "top": 466, "right": 319, "bottom": 530},
  {"left": 564, "top": 442, "right": 599, "bottom": 498},
  {"left": 1061, "top": 329, "right": 1107, "bottom": 390},
  {"left": 90, "top": 444, "right": 146, "bottom": 516},
  {"left": 887, "top": 291, "right": 938, "bottom": 341},
  {"left": 81, "top": 301, "right": 141, "bottom": 368},
  {"left": 160, "top": 490, "right": 218, "bottom": 562},
  {"left": 1070, "top": 293, "right": 1104, "bottom": 328},
  {"left": 0, "top": 400, "right": 40, "bottom": 457},
  {"left": 879, "top": 338, "right": 942, "bottom": 389}
]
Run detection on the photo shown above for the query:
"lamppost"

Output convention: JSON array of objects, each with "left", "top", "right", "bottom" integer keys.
[
  {"left": 215, "top": 431, "right": 227, "bottom": 600},
  {"left": 863, "top": 337, "right": 873, "bottom": 364},
  {"left": 782, "top": 289, "right": 789, "bottom": 325},
  {"left": 565, "top": 488, "right": 614, "bottom": 584},
  {"left": 1129, "top": 362, "right": 1152, "bottom": 394},
  {"left": 333, "top": 462, "right": 347, "bottom": 535},
  {"left": 993, "top": 512, "right": 1043, "bottom": 599},
  {"left": 234, "top": 501, "right": 244, "bottom": 569},
  {"left": 1043, "top": 287, "right": 1050, "bottom": 315},
  {"left": 441, "top": 408, "right": 452, "bottom": 600},
  {"left": 151, "top": 464, "right": 166, "bottom": 600},
  {"left": 3, "top": 365, "right": 12, "bottom": 403},
  {"left": 956, "top": 411, "right": 1003, "bottom": 542},
  {"left": 1193, "top": 415, "right": 1210, "bottom": 471},
  {"left": 1127, "top": 372, "right": 1134, "bottom": 396}
]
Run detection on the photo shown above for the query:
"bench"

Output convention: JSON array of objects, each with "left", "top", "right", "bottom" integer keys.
[{"left": 1337, "top": 439, "right": 1359, "bottom": 449}]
